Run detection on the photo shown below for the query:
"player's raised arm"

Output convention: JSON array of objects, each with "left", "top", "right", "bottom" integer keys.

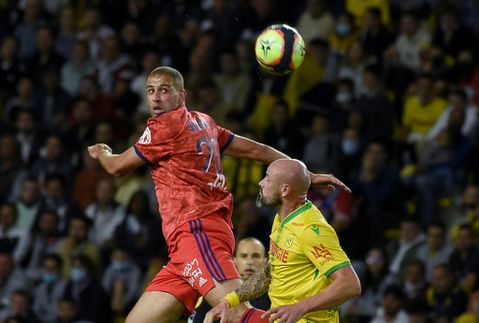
[
  {"left": 88, "top": 144, "right": 145, "bottom": 177},
  {"left": 223, "top": 135, "right": 351, "bottom": 193}
]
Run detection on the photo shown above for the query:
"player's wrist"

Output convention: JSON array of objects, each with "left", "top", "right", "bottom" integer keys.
[{"left": 222, "top": 291, "right": 240, "bottom": 308}]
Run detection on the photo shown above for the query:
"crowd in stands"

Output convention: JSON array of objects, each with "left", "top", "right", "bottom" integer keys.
[{"left": 1, "top": 0, "right": 479, "bottom": 322}]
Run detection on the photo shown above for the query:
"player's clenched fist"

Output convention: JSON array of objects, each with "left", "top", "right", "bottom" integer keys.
[{"left": 88, "top": 143, "right": 112, "bottom": 159}]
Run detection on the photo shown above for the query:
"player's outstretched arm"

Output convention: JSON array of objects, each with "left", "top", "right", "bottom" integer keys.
[
  {"left": 261, "top": 265, "right": 361, "bottom": 323},
  {"left": 88, "top": 144, "right": 145, "bottom": 177},
  {"left": 223, "top": 135, "right": 351, "bottom": 193}
]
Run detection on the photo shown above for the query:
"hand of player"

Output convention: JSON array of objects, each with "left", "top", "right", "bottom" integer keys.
[
  {"left": 310, "top": 173, "right": 351, "bottom": 193},
  {"left": 203, "top": 300, "right": 231, "bottom": 323},
  {"left": 261, "top": 303, "right": 306, "bottom": 323},
  {"left": 87, "top": 143, "right": 112, "bottom": 160}
]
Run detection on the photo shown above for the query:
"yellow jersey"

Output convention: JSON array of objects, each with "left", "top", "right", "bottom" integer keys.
[{"left": 268, "top": 201, "right": 350, "bottom": 322}]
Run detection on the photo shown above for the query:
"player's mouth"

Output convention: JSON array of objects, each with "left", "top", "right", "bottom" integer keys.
[
  {"left": 153, "top": 106, "right": 163, "bottom": 115},
  {"left": 244, "top": 269, "right": 255, "bottom": 275}
]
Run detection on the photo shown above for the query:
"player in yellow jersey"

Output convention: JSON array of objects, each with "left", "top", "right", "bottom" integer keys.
[{"left": 204, "top": 159, "right": 361, "bottom": 323}]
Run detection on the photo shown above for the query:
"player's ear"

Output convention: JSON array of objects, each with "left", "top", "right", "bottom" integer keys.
[
  {"left": 178, "top": 89, "right": 187, "bottom": 106},
  {"left": 281, "top": 184, "right": 291, "bottom": 197}
]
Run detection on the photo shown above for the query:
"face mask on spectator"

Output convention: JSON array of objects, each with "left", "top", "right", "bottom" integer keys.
[
  {"left": 336, "top": 92, "right": 352, "bottom": 104},
  {"left": 336, "top": 23, "right": 351, "bottom": 36},
  {"left": 111, "top": 261, "right": 130, "bottom": 271},
  {"left": 71, "top": 267, "right": 87, "bottom": 282},
  {"left": 342, "top": 139, "right": 359, "bottom": 156},
  {"left": 42, "top": 272, "right": 59, "bottom": 284}
]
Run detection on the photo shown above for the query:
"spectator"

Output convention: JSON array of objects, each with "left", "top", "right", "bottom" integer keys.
[
  {"left": 0, "top": 289, "right": 38, "bottom": 322},
  {"left": 55, "top": 216, "right": 101, "bottom": 278},
  {"left": 130, "top": 51, "right": 160, "bottom": 114},
  {"left": 85, "top": 178, "right": 125, "bottom": 249},
  {"left": 370, "top": 285, "right": 410, "bottom": 323},
  {"left": 41, "top": 174, "right": 82, "bottom": 234},
  {"left": 0, "top": 202, "right": 29, "bottom": 265},
  {"left": 295, "top": 0, "right": 334, "bottom": 43},
  {"left": 27, "top": 26, "right": 65, "bottom": 83},
  {"left": 302, "top": 114, "right": 338, "bottom": 173},
  {"left": 0, "top": 252, "right": 31, "bottom": 312},
  {"left": 3, "top": 77, "right": 35, "bottom": 123},
  {"left": 213, "top": 50, "right": 252, "bottom": 121},
  {"left": 55, "top": 6, "right": 78, "bottom": 61},
  {"left": 401, "top": 73, "right": 447, "bottom": 147},
  {"left": 415, "top": 222, "right": 453, "bottom": 280},
  {"left": 353, "top": 63, "right": 395, "bottom": 144},
  {"left": 384, "top": 11, "right": 431, "bottom": 72},
  {"left": 263, "top": 100, "right": 304, "bottom": 159},
  {"left": 14, "top": 109, "right": 44, "bottom": 167},
  {"left": 343, "top": 247, "right": 396, "bottom": 321},
  {"left": 24, "top": 210, "right": 62, "bottom": 281},
  {"left": 329, "top": 12, "right": 359, "bottom": 57},
  {"left": 14, "top": 176, "right": 43, "bottom": 232},
  {"left": 113, "top": 190, "right": 163, "bottom": 272},
  {"left": 427, "top": 264, "right": 468, "bottom": 322},
  {"left": 101, "top": 248, "right": 142, "bottom": 317},
  {"left": 32, "top": 254, "right": 67, "bottom": 322},
  {"left": 349, "top": 142, "right": 405, "bottom": 255},
  {"left": 60, "top": 40, "right": 95, "bottom": 96},
  {"left": 401, "top": 259, "right": 428, "bottom": 302},
  {"left": 55, "top": 297, "right": 78, "bottom": 323},
  {"left": 428, "top": 88, "right": 478, "bottom": 141},
  {"left": 387, "top": 218, "right": 426, "bottom": 280},
  {"left": 449, "top": 224, "right": 479, "bottom": 293},
  {"left": 63, "top": 255, "right": 112, "bottom": 323},
  {"left": 0, "top": 36, "right": 26, "bottom": 105},
  {"left": 359, "top": 7, "right": 394, "bottom": 62},
  {"left": 95, "top": 35, "right": 133, "bottom": 94},
  {"left": 77, "top": 7, "right": 114, "bottom": 60}
]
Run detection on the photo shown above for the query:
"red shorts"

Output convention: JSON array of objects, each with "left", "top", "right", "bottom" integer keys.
[{"left": 146, "top": 213, "right": 239, "bottom": 314}]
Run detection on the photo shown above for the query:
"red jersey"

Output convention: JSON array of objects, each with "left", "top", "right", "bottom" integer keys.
[{"left": 134, "top": 106, "right": 234, "bottom": 240}]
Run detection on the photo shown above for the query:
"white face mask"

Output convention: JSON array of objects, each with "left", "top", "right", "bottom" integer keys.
[{"left": 336, "top": 92, "right": 353, "bottom": 104}]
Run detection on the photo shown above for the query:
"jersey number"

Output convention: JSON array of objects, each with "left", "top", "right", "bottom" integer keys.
[{"left": 196, "top": 137, "right": 225, "bottom": 190}]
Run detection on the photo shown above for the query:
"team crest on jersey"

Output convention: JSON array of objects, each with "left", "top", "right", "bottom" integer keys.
[
  {"left": 138, "top": 127, "right": 151, "bottom": 144},
  {"left": 285, "top": 235, "right": 295, "bottom": 248}
]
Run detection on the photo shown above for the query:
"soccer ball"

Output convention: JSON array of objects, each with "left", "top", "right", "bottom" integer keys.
[{"left": 255, "top": 24, "right": 306, "bottom": 75}]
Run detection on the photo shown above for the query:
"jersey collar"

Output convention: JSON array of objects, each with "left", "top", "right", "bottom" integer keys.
[{"left": 280, "top": 201, "right": 312, "bottom": 229}]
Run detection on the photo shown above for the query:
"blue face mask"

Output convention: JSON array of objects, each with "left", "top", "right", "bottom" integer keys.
[
  {"left": 42, "top": 272, "right": 59, "bottom": 284},
  {"left": 71, "top": 267, "right": 87, "bottom": 282},
  {"left": 342, "top": 139, "right": 359, "bottom": 155},
  {"left": 111, "top": 261, "right": 129, "bottom": 271},
  {"left": 336, "top": 24, "right": 351, "bottom": 36}
]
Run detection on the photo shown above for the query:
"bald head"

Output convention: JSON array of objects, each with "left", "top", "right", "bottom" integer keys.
[{"left": 269, "top": 159, "right": 311, "bottom": 194}]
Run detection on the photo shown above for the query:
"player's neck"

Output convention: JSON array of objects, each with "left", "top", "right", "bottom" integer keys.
[{"left": 279, "top": 199, "right": 308, "bottom": 220}]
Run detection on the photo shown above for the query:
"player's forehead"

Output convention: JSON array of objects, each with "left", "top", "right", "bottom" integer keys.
[
  {"left": 237, "top": 240, "right": 264, "bottom": 255},
  {"left": 146, "top": 74, "right": 175, "bottom": 88}
]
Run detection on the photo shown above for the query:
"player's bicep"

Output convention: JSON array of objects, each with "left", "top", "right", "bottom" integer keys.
[
  {"left": 222, "top": 134, "right": 264, "bottom": 159},
  {"left": 328, "top": 264, "right": 359, "bottom": 284}
]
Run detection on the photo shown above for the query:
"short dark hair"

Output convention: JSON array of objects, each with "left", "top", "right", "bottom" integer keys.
[{"left": 148, "top": 66, "right": 184, "bottom": 91}]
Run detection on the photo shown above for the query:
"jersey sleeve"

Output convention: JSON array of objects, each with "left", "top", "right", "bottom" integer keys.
[
  {"left": 216, "top": 125, "right": 234, "bottom": 152},
  {"left": 301, "top": 222, "right": 351, "bottom": 278},
  {"left": 134, "top": 117, "right": 177, "bottom": 164}
]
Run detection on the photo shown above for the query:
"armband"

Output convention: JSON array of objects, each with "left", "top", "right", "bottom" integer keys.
[{"left": 223, "top": 291, "right": 240, "bottom": 307}]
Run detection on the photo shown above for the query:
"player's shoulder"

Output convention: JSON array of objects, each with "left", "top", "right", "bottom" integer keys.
[
  {"left": 299, "top": 204, "right": 331, "bottom": 231},
  {"left": 146, "top": 108, "right": 188, "bottom": 137}
]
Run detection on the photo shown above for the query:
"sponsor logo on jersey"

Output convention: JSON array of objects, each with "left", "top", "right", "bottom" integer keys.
[
  {"left": 311, "top": 244, "right": 334, "bottom": 265},
  {"left": 270, "top": 240, "right": 289, "bottom": 263}
]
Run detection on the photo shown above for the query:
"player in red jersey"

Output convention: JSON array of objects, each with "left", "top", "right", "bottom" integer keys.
[{"left": 88, "top": 66, "right": 350, "bottom": 323}]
